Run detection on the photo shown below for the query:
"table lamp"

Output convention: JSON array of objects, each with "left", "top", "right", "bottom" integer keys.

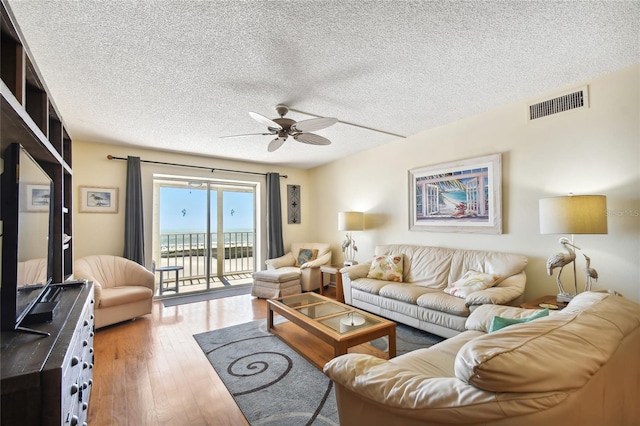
[
  {"left": 338, "top": 211, "right": 364, "bottom": 266},
  {"left": 539, "top": 195, "right": 607, "bottom": 302}
]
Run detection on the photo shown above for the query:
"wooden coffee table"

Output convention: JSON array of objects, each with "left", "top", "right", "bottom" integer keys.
[{"left": 267, "top": 293, "right": 396, "bottom": 367}]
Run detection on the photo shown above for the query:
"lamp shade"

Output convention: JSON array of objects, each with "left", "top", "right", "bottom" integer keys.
[
  {"left": 539, "top": 195, "right": 608, "bottom": 235},
  {"left": 338, "top": 211, "right": 364, "bottom": 231}
]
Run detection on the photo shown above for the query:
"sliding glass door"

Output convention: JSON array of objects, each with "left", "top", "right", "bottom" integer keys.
[{"left": 152, "top": 178, "right": 256, "bottom": 296}]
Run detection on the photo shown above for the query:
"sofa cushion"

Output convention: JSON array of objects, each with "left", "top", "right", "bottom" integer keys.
[
  {"left": 378, "top": 283, "right": 434, "bottom": 304},
  {"left": 443, "top": 270, "right": 499, "bottom": 298},
  {"left": 454, "top": 292, "right": 640, "bottom": 393},
  {"left": 488, "top": 308, "right": 549, "bottom": 332},
  {"left": 350, "top": 277, "right": 389, "bottom": 295},
  {"left": 448, "top": 249, "right": 528, "bottom": 286},
  {"left": 416, "top": 292, "right": 470, "bottom": 316},
  {"left": 366, "top": 255, "right": 403, "bottom": 282},
  {"left": 375, "top": 245, "right": 453, "bottom": 288}
]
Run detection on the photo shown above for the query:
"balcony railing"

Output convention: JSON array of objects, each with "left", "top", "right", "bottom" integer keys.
[{"left": 156, "top": 231, "right": 255, "bottom": 287}]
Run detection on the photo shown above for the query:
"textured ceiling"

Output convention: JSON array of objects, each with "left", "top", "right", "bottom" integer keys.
[{"left": 6, "top": 1, "right": 639, "bottom": 169}]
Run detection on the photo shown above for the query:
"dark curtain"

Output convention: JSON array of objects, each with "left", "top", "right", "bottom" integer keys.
[
  {"left": 266, "top": 172, "right": 284, "bottom": 258},
  {"left": 124, "top": 156, "right": 145, "bottom": 265}
]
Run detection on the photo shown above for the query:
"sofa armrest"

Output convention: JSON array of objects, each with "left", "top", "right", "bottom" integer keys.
[
  {"left": 265, "top": 252, "right": 296, "bottom": 269},
  {"left": 340, "top": 263, "right": 371, "bottom": 304},
  {"left": 299, "top": 251, "right": 332, "bottom": 269},
  {"left": 341, "top": 263, "right": 371, "bottom": 280},
  {"left": 464, "top": 271, "right": 526, "bottom": 306}
]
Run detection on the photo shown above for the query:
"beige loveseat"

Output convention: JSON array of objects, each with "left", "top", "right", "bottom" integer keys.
[
  {"left": 74, "top": 255, "right": 154, "bottom": 328},
  {"left": 264, "top": 242, "right": 331, "bottom": 292},
  {"left": 324, "top": 292, "right": 640, "bottom": 426},
  {"left": 341, "top": 244, "right": 528, "bottom": 337}
]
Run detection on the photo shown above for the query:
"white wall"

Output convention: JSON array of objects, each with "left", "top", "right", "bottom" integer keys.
[
  {"left": 309, "top": 64, "right": 640, "bottom": 302},
  {"left": 72, "top": 142, "right": 312, "bottom": 269}
]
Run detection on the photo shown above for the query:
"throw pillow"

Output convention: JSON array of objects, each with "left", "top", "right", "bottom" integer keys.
[
  {"left": 443, "top": 270, "right": 499, "bottom": 298},
  {"left": 366, "top": 255, "right": 403, "bottom": 282},
  {"left": 489, "top": 309, "right": 550, "bottom": 333},
  {"left": 295, "top": 248, "right": 318, "bottom": 266}
]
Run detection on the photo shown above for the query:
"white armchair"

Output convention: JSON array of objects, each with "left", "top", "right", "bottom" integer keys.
[
  {"left": 74, "top": 255, "right": 154, "bottom": 329},
  {"left": 265, "top": 243, "right": 331, "bottom": 292}
]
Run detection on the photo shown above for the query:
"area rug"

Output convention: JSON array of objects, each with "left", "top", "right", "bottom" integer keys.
[
  {"left": 162, "top": 285, "right": 252, "bottom": 307},
  {"left": 193, "top": 319, "right": 444, "bottom": 425}
]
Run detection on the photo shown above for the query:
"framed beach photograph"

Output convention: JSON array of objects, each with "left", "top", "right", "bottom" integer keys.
[
  {"left": 409, "top": 153, "right": 502, "bottom": 234},
  {"left": 79, "top": 186, "right": 118, "bottom": 213},
  {"left": 24, "top": 184, "right": 51, "bottom": 212}
]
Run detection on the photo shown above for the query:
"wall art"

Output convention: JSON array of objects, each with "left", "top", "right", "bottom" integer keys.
[
  {"left": 79, "top": 186, "right": 119, "bottom": 213},
  {"left": 409, "top": 153, "right": 502, "bottom": 233},
  {"left": 24, "top": 184, "right": 51, "bottom": 212},
  {"left": 287, "top": 184, "right": 301, "bottom": 224}
]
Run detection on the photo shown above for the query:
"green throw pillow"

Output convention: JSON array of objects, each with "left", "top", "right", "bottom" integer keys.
[{"left": 489, "top": 309, "right": 549, "bottom": 333}]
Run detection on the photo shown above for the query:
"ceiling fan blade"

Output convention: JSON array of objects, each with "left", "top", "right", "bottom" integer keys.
[
  {"left": 219, "top": 132, "right": 274, "bottom": 139},
  {"left": 268, "top": 137, "right": 287, "bottom": 152},
  {"left": 291, "top": 117, "right": 338, "bottom": 133},
  {"left": 293, "top": 133, "right": 331, "bottom": 146},
  {"left": 249, "top": 112, "right": 282, "bottom": 130}
]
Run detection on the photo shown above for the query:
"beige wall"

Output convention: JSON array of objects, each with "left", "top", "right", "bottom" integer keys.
[
  {"left": 309, "top": 64, "right": 640, "bottom": 302},
  {"left": 72, "top": 64, "right": 639, "bottom": 302},
  {"left": 72, "top": 143, "right": 312, "bottom": 269}
]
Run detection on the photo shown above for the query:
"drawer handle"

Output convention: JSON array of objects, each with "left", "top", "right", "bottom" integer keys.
[
  {"left": 71, "top": 356, "right": 80, "bottom": 366},
  {"left": 70, "top": 384, "right": 79, "bottom": 395}
]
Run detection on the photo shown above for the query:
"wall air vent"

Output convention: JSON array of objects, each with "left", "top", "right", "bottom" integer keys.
[{"left": 528, "top": 86, "right": 589, "bottom": 121}]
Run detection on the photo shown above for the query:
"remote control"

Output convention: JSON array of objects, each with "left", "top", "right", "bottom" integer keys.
[{"left": 53, "top": 279, "right": 87, "bottom": 288}]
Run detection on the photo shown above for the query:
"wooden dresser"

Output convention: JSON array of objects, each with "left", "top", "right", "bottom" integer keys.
[{"left": 1, "top": 283, "right": 95, "bottom": 426}]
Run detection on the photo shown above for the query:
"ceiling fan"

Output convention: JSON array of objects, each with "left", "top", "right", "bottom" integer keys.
[{"left": 221, "top": 104, "right": 338, "bottom": 152}]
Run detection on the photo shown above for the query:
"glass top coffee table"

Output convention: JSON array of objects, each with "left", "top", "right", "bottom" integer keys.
[{"left": 267, "top": 292, "right": 396, "bottom": 359}]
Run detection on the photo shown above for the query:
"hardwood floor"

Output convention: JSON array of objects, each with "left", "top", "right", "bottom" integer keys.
[{"left": 88, "top": 287, "right": 337, "bottom": 426}]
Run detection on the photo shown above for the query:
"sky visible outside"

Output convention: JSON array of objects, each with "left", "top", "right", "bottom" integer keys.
[{"left": 159, "top": 186, "right": 254, "bottom": 233}]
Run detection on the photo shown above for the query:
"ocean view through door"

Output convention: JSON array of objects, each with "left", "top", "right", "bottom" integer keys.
[{"left": 152, "top": 178, "right": 256, "bottom": 297}]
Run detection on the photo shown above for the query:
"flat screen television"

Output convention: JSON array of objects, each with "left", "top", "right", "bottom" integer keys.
[{"left": 1, "top": 143, "right": 54, "bottom": 332}]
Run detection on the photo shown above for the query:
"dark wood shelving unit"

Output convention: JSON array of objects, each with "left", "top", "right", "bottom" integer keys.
[
  {"left": 1, "top": 0, "right": 73, "bottom": 282},
  {"left": 1, "top": 1, "right": 93, "bottom": 425}
]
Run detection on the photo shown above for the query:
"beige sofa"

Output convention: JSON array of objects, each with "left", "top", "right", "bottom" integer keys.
[
  {"left": 341, "top": 244, "right": 528, "bottom": 337},
  {"left": 324, "top": 292, "right": 640, "bottom": 426},
  {"left": 264, "top": 242, "right": 331, "bottom": 292},
  {"left": 74, "top": 255, "right": 155, "bottom": 329}
]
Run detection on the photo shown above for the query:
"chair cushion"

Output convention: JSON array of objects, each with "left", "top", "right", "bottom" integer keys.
[
  {"left": 295, "top": 248, "right": 318, "bottom": 266},
  {"left": 253, "top": 269, "right": 301, "bottom": 283},
  {"left": 99, "top": 286, "right": 154, "bottom": 309}
]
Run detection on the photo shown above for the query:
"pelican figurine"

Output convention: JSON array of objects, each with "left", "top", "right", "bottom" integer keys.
[
  {"left": 546, "top": 237, "right": 580, "bottom": 298},
  {"left": 583, "top": 254, "right": 598, "bottom": 292}
]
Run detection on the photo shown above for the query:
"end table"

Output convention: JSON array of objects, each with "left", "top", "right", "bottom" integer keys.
[
  {"left": 320, "top": 265, "right": 344, "bottom": 303},
  {"left": 520, "top": 295, "right": 568, "bottom": 310}
]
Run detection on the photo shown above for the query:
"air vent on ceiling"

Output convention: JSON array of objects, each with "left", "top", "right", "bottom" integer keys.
[{"left": 528, "top": 86, "right": 589, "bottom": 121}]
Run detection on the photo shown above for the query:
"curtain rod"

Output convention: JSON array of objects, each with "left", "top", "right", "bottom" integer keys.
[{"left": 106, "top": 155, "right": 288, "bottom": 178}]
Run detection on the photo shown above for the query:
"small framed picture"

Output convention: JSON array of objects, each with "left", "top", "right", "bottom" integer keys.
[
  {"left": 24, "top": 184, "right": 51, "bottom": 212},
  {"left": 79, "top": 186, "right": 119, "bottom": 213}
]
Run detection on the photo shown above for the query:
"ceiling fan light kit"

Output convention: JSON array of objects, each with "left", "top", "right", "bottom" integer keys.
[{"left": 223, "top": 104, "right": 338, "bottom": 152}]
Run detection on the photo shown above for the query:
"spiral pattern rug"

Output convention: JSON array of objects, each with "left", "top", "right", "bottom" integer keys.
[{"left": 193, "top": 319, "right": 444, "bottom": 425}]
